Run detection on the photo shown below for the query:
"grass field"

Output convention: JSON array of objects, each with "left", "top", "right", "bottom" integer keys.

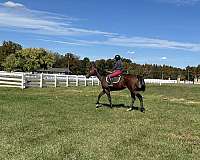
[{"left": 0, "top": 84, "right": 200, "bottom": 160}]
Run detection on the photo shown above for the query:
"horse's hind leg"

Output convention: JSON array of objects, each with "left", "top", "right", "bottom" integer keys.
[
  {"left": 127, "top": 92, "right": 136, "bottom": 111},
  {"left": 96, "top": 90, "right": 105, "bottom": 108},
  {"left": 136, "top": 93, "right": 145, "bottom": 112}
]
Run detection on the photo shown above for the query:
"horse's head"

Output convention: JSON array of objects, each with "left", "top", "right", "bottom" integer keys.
[{"left": 86, "top": 64, "right": 98, "bottom": 78}]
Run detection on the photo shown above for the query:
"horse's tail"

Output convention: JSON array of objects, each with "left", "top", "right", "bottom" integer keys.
[{"left": 137, "top": 76, "right": 146, "bottom": 91}]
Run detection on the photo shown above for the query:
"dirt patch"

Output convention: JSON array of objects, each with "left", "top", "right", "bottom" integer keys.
[
  {"left": 168, "top": 133, "right": 200, "bottom": 145},
  {"left": 162, "top": 97, "right": 200, "bottom": 105}
]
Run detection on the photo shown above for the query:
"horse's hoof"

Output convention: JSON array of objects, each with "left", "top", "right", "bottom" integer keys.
[
  {"left": 140, "top": 108, "right": 145, "bottom": 112},
  {"left": 127, "top": 108, "right": 133, "bottom": 111},
  {"left": 96, "top": 104, "right": 101, "bottom": 108}
]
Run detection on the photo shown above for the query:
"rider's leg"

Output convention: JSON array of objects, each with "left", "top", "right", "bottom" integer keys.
[
  {"left": 109, "top": 70, "right": 123, "bottom": 78},
  {"left": 108, "top": 70, "right": 123, "bottom": 86}
]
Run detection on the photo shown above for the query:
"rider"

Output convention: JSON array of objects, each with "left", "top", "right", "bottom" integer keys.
[{"left": 108, "top": 55, "right": 124, "bottom": 86}]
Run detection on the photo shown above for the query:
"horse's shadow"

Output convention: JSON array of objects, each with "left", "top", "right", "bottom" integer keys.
[{"left": 98, "top": 103, "right": 140, "bottom": 111}]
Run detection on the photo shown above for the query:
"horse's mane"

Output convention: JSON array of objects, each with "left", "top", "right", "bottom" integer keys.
[{"left": 95, "top": 67, "right": 109, "bottom": 76}]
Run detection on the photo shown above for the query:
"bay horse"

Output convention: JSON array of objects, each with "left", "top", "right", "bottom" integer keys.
[{"left": 86, "top": 65, "right": 146, "bottom": 112}]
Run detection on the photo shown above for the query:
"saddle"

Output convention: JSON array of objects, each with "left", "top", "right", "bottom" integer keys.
[{"left": 106, "top": 75, "right": 121, "bottom": 84}]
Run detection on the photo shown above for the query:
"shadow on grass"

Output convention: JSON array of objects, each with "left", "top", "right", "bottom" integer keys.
[{"left": 98, "top": 103, "right": 140, "bottom": 111}]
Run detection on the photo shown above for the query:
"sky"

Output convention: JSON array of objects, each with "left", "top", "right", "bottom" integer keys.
[{"left": 0, "top": 0, "right": 200, "bottom": 68}]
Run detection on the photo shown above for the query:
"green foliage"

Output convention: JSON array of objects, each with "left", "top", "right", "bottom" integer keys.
[
  {"left": 0, "top": 41, "right": 22, "bottom": 69},
  {"left": 1, "top": 40, "right": 200, "bottom": 79},
  {"left": 17, "top": 48, "right": 55, "bottom": 72},
  {"left": 3, "top": 48, "right": 55, "bottom": 72},
  {"left": 65, "top": 53, "right": 81, "bottom": 75},
  {"left": 53, "top": 53, "right": 66, "bottom": 68},
  {"left": 79, "top": 57, "right": 91, "bottom": 75},
  {"left": 53, "top": 53, "right": 83, "bottom": 75},
  {"left": 95, "top": 59, "right": 107, "bottom": 75},
  {"left": 2, "top": 54, "right": 17, "bottom": 72}
]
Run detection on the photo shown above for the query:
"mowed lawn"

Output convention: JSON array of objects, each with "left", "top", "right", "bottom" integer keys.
[{"left": 0, "top": 84, "right": 200, "bottom": 160}]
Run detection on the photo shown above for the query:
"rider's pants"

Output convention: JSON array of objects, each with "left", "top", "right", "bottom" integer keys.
[{"left": 108, "top": 70, "right": 123, "bottom": 78}]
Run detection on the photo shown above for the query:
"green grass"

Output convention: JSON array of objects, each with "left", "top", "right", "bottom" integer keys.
[{"left": 0, "top": 84, "right": 200, "bottom": 160}]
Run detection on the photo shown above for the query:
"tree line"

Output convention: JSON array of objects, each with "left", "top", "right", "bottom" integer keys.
[{"left": 0, "top": 41, "right": 200, "bottom": 80}]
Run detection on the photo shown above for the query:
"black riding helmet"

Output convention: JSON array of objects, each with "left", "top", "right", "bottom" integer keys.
[{"left": 114, "top": 55, "right": 121, "bottom": 61}]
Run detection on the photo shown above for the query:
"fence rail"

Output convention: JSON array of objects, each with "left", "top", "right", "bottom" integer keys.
[
  {"left": 0, "top": 72, "right": 25, "bottom": 89},
  {"left": 24, "top": 73, "right": 99, "bottom": 88},
  {"left": 0, "top": 71, "right": 197, "bottom": 89},
  {"left": 144, "top": 79, "right": 194, "bottom": 85}
]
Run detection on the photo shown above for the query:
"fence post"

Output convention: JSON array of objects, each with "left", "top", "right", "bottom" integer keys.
[
  {"left": 76, "top": 76, "right": 78, "bottom": 86},
  {"left": 40, "top": 73, "right": 43, "bottom": 88},
  {"left": 66, "top": 75, "right": 69, "bottom": 87},
  {"left": 84, "top": 76, "right": 87, "bottom": 86},
  {"left": 92, "top": 77, "right": 94, "bottom": 86},
  {"left": 177, "top": 77, "right": 180, "bottom": 84},
  {"left": 21, "top": 73, "right": 24, "bottom": 89},
  {"left": 55, "top": 75, "right": 57, "bottom": 88}
]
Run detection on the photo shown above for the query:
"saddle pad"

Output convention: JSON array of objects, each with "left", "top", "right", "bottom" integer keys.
[{"left": 106, "top": 76, "right": 121, "bottom": 83}]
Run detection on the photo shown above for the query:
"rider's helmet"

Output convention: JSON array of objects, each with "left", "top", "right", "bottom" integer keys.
[{"left": 114, "top": 55, "right": 121, "bottom": 61}]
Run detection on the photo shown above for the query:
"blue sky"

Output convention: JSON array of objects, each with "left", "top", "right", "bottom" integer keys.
[{"left": 0, "top": 0, "right": 200, "bottom": 68}]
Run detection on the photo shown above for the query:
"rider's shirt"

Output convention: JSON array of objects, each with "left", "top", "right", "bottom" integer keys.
[{"left": 113, "top": 60, "right": 123, "bottom": 70}]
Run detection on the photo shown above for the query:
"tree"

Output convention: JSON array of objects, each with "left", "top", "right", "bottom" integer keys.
[
  {"left": 65, "top": 53, "right": 82, "bottom": 74},
  {"left": 95, "top": 59, "right": 107, "bottom": 75},
  {"left": 79, "top": 57, "right": 91, "bottom": 75},
  {"left": 52, "top": 53, "right": 66, "bottom": 68},
  {"left": 106, "top": 59, "right": 115, "bottom": 71},
  {"left": 0, "top": 41, "right": 22, "bottom": 70},
  {"left": 2, "top": 54, "right": 17, "bottom": 72},
  {"left": 3, "top": 48, "right": 55, "bottom": 72},
  {"left": 17, "top": 48, "right": 55, "bottom": 72},
  {"left": 53, "top": 53, "right": 81, "bottom": 74},
  {"left": 52, "top": 53, "right": 91, "bottom": 74}
]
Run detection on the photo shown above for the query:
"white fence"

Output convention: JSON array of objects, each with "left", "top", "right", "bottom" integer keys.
[
  {"left": 0, "top": 72, "right": 196, "bottom": 89},
  {"left": 25, "top": 73, "right": 99, "bottom": 88},
  {"left": 0, "top": 72, "right": 100, "bottom": 89},
  {"left": 145, "top": 79, "right": 194, "bottom": 85},
  {"left": 0, "top": 72, "right": 25, "bottom": 89}
]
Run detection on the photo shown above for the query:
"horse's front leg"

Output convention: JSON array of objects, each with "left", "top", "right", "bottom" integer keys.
[
  {"left": 127, "top": 92, "right": 136, "bottom": 111},
  {"left": 96, "top": 90, "right": 105, "bottom": 108},
  {"left": 105, "top": 89, "right": 112, "bottom": 108},
  {"left": 136, "top": 93, "right": 145, "bottom": 112}
]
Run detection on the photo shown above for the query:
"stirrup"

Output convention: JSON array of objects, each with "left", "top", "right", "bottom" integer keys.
[{"left": 108, "top": 80, "right": 113, "bottom": 86}]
